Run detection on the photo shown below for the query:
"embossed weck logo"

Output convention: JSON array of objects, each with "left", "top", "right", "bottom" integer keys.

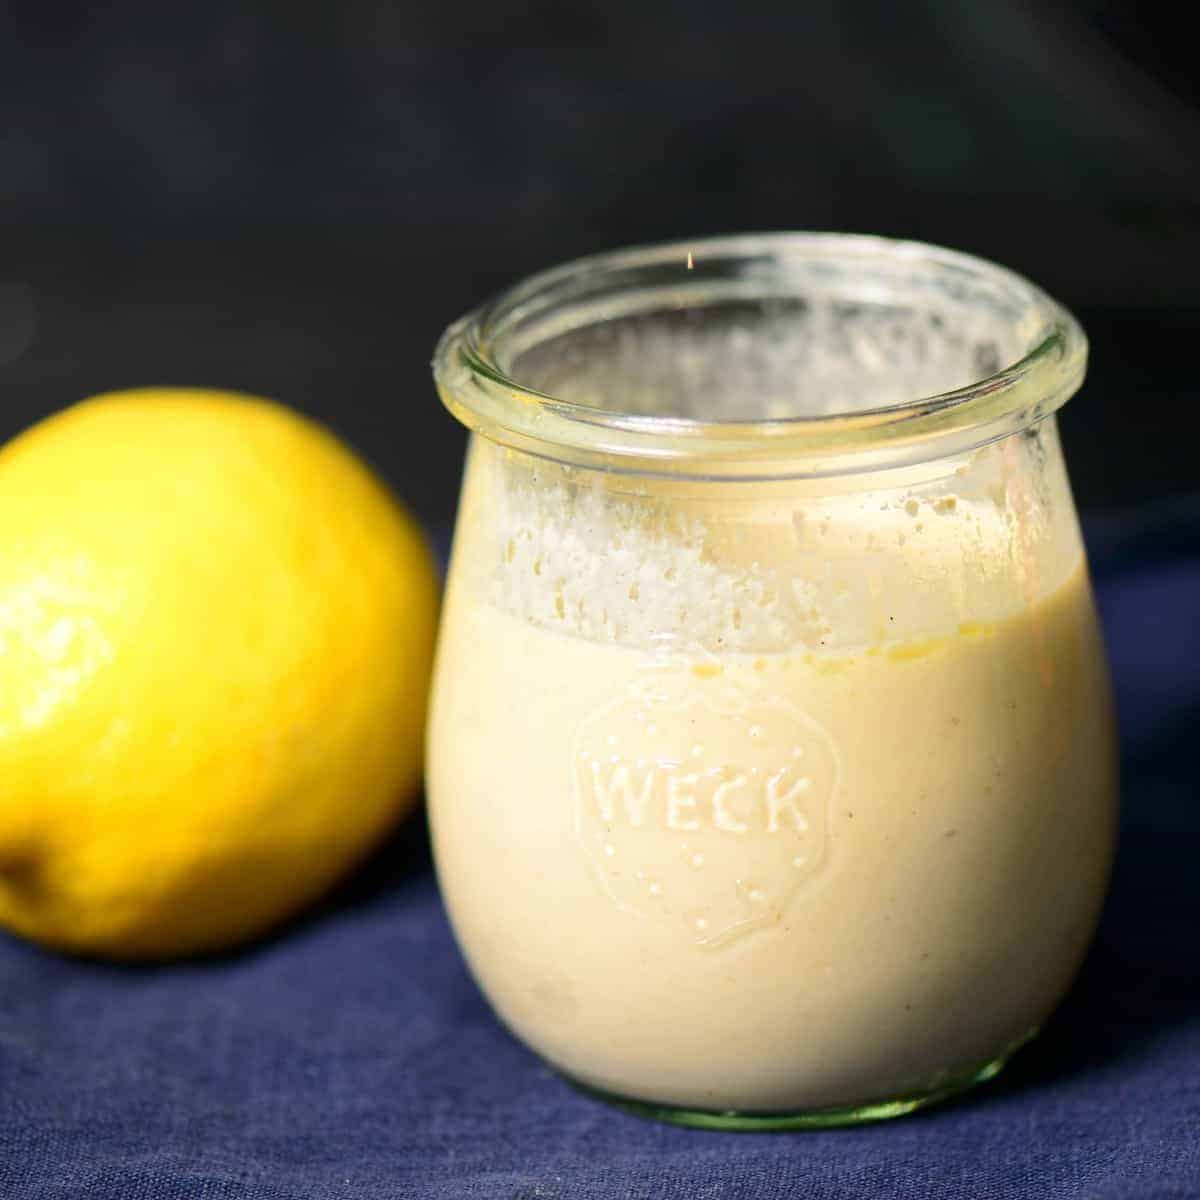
[{"left": 573, "top": 665, "right": 838, "bottom": 947}]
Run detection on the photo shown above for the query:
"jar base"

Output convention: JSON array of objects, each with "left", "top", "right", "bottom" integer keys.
[{"left": 566, "top": 1032, "right": 1035, "bottom": 1131}]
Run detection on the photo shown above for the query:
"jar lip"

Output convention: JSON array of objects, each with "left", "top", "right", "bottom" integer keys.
[{"left": 434, "top": 232, "right": 1087, "bottom": 478}]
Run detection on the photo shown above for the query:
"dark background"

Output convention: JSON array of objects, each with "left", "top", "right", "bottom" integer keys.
[{"left": 1, "top": 0, "right": 1198, "bottom": 534}]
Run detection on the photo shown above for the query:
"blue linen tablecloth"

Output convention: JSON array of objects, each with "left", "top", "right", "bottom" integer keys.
[{"left": 2, "top": 506, "right": 1199, "bottom": 1199}]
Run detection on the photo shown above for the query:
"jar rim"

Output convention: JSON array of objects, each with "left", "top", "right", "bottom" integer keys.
[{"left": 433, "top": 232, "right": 1087, "bottom": 479}]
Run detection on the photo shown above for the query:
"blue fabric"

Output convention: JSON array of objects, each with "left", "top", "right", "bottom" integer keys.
[{"left": 2, "top": 507, "right": 1199, "bottom": 1200}]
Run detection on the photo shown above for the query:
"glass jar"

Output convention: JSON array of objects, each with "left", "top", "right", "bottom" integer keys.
[{"left": 429, "top": 234, "right": 1117, "bottom": 1129}]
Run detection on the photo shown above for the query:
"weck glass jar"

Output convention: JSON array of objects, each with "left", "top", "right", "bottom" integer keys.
[{"left": 428, "top": 233, "right": 1117, "bottom": 1129}]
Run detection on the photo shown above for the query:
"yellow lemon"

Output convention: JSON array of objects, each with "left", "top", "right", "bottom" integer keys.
[{"left": 0, "top": 389, "right": 439, "bottom": 958}]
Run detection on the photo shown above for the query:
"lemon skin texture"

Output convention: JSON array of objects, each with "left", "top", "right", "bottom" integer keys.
[{"left": 0, "top": 389, "right": 440, "bottom": 959}]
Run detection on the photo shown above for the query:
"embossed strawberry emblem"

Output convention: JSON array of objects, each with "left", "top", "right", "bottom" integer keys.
[{"left": 573, "top": 668, "right": 839, "bottom": 947}]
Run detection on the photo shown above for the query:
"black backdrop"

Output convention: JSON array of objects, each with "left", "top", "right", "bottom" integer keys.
[{"left": 1, "top": 0, "right": 1197, "bottom": 532}]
